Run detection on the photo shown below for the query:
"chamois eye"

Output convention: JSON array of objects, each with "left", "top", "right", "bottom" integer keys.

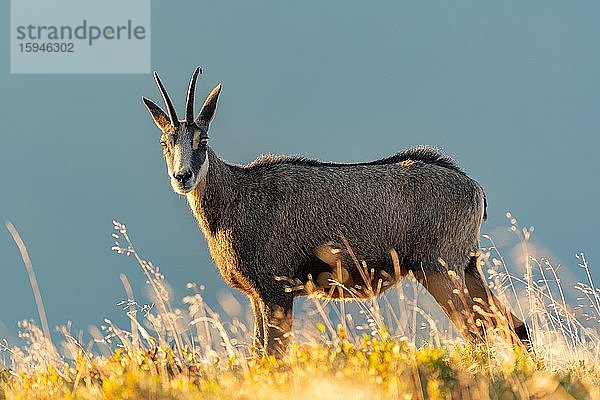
[
  {"left": 160, "top": 140, "right": 169, "bottom": 149},
  {"left": 200, "top": 138, "right": 209, "bottom": 146}
]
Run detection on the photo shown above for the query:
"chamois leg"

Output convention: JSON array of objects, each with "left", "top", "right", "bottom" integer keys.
[
  {"left": 412, "top": 269, "right": 485, "bottom": 343},
  {"left": 261, "top": 293, "right": 294, "bottom": 357},
  {"left": 464, "top": 260, "right": 531, "bottom": 348},
  {"left": 250, "top": 297, "right": 265, "bottom": 354}
]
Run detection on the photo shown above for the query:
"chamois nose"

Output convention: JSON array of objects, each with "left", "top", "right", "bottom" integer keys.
[{"left": 174, "top": 170, "right": 193, "bottom": 183}]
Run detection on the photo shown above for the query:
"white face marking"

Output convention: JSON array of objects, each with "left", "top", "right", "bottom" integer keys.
[
  {"left": 198, "top": 153, "right": 209, "bottom": 181},
  {"left": 185, "top": 154, "right": 209, "bottom": 198},
  {"left": 192, "top": 132, "right": 201, "bottom": 150},
  {"left": 173, "top": 140, "right": 193, "bottom": 175},
  {"left": 171, "top": 131, "right": 208, "bottom": 195}
]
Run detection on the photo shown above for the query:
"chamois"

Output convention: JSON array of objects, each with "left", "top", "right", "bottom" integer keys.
[{"left": 142, "top": 68, "right": 530, "bottom": 356}]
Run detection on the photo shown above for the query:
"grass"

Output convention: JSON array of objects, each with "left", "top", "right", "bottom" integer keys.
[{"left": 0, "top": 215, "right": 599, "bottom": 399}]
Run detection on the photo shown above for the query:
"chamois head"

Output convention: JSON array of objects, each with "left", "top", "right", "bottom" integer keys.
[{"left": 142, "top": 67, "right": 222, "bottom": 194}]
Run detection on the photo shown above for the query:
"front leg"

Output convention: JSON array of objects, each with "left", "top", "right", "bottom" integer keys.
[
  {"left": 250, "top": 297, "right": 265, "bottom": 354},
  {"left": 261, "top": 293, "right": 294, "bottom": 357}
]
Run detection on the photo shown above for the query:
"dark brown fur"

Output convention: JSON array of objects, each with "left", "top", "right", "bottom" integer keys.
[{"left": 142, "top": 68, "right": 530, "bottom": 356}]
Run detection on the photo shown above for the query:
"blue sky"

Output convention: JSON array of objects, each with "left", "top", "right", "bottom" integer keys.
[{"left": 0, "top": 1, "right": 598, "bottom": 340}]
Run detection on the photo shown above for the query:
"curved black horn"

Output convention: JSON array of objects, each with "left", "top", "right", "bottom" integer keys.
[
  {"left": 153, "top": 71, "right": 179, "bottom": 127},
  {"left": 186, "top": 67, "right": 202, "bottom": 123}
]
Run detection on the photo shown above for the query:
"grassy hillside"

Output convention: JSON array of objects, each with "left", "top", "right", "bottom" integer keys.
[{"left": 1, "top": 218, "right": 599, "bottom": 399}]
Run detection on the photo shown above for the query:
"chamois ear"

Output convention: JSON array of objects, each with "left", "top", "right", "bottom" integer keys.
[
  {"left": 195, "top": 83, "right": 222, "bottom": 127},
  {"left": 142, "top": 97, "right": 173, "bottom": 132}
]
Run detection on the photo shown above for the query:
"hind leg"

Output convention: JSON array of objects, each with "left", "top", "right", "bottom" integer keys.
[
  {"left": 464, "top": 260, "right": 531, "bottom": 347},
  {"left": 411, "top": 269, "right": 485, "bottom": 343}
]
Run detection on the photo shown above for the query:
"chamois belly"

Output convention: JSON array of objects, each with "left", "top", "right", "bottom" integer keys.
[{"left": 297, "top": 253, "right": 399, "bottom": 300}]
